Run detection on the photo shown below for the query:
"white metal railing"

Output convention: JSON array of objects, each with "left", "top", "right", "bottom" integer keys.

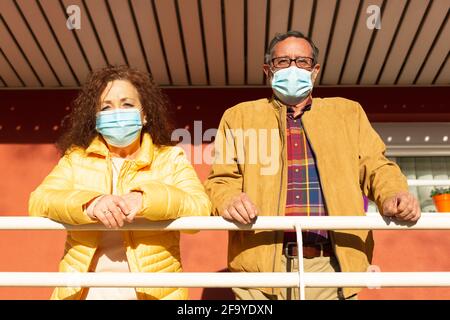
[
  {"left": 1, "top": 147, "right": 450, "bottom": 300},
  {"left": 1, "top": 214, "right": 450, "bottom": 231},
  {"left": 1, "top": 272, "right": 449, "bottom": 288},
  {"left": 1, "top": 214, "right": 450, "bottom": 300},
  {"left": 407, "top": 179, "right": 450, "bottom": 187}
]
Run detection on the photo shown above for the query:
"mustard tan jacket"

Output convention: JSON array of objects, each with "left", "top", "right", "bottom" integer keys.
[
  {"left": 205, "top": 97, "right": 408, "bottom": 298},
  {"left": 29, "top": 133, "right": 211, "bottom": 300}
]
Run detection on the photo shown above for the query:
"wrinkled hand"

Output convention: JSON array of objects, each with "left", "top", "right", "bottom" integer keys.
[
  {"left": 381, "top": 192, "right": 421, "bottom": 222},
  {"left": 221, "top": 193, "right": 258, "bottom": 224},
  {"left": 121, "top": 191, "right": 143, "bottom": 223},
  {"left": 88, "top": 195, "right": 130, "bottom": 228}
]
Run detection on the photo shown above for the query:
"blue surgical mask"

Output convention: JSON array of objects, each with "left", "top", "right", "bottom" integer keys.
[
  {"left": 95, "top": 109, "right": 143, "bottom": 147},
  {"left": 271, "top": 66, "right": 313, "bottom": 105}
]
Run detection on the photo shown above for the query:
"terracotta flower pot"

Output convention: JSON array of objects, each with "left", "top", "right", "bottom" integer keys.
[{"left": 432, "top": 194, "right": 450, "bottom": 213}]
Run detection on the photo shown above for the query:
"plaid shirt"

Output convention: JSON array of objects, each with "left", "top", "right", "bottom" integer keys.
[{"left": 284, "top": 107, "right": 329, "bottom": 245}]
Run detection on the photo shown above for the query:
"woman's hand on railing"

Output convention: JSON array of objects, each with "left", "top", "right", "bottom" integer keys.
[
  {"left": 121, "top": 192, "right": 143, "bottom": 223},
  {"left": 221, "top": 192, "right": 258, "bottom": 225},
  {"left": 87, "top": 195, "right": 130, "bottom": 228},
  {"left": 381, "top": 191, "right": 421, "bottom": 222}
]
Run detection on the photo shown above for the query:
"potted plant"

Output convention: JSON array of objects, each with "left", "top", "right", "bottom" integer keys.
[{"left": 430, "top": 187, "right": 450, "bottom": 213}]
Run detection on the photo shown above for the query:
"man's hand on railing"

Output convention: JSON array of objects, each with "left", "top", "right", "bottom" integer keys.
[
  {"left": 381, "top": 191, "right": 421, "bottom": 222},
  {"left": 221, "top": 193, "right": 258, "bottom": 225}
]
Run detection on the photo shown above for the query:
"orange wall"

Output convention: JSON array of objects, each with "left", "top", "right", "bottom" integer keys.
[{"left": 0, "top": 144, "right": 449, "bottom": 300}]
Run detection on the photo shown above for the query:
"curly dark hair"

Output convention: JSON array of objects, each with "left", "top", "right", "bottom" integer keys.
[{"left": 57, "top": 65, "right": 175, "bottom": 153}]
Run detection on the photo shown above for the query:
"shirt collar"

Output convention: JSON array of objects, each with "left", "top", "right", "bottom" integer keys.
[
  {"left": 271, "top": 95, "right": 312, "bottom": 118},
  {"left": 287, "top": 104, "right": 312, "bottom": 119}
]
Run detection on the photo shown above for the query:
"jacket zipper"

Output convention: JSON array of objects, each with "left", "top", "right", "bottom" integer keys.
[
  {"left": 118, "top": 160, "right": 141, "bottom": 297},
  {"left": 300, "top": 118, "right": 342, "bottom": 271},
  {"left": 119, "top": 161, "right": 142, "bottom": 298},
  {"left": 79, "top": 154, "right": 113, "bottom": 299},
  {"left": 119, "top": 161, "right": 138, "bottom": 268},
  {"left": 276, "top": 105, "right": 286, "bottom": 217},
  {"left": 273, "top": 103, "right": 285, "bottom": 294},
  {"left": 123, "top": 161, "right": 142, "bottom": 298},
  {"left": 122, "top": 161, "right": 141, "bottom": 272}
]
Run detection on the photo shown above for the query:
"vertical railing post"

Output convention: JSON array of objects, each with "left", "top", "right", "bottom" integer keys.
[{"left": 294, "top": 224, "right": 306, "bottom": 300}]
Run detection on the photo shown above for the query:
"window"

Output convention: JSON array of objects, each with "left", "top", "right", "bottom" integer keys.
[
  {"left": 366, "top": 156, "right": 450, "bottom": 213},
  {"left": 366, "top": 123, "right": 450, "bottom": 214},
  {"left": 397, "top": 157, "right": 450, "bottom": 212}
]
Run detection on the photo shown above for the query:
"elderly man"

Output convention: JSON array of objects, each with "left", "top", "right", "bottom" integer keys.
[{"left": 205, "top": 30, "right": 421, "bottom": 300}]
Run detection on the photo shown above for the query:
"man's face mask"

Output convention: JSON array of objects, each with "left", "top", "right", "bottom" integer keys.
[
  {"left": 95, "top": 108, "right": 143, "bottom": 148},
  {"left": 271, "top": 66, "right": 313, "bottom": 106}
]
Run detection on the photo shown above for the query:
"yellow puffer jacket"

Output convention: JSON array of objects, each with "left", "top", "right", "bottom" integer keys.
[{"left": 29, "top": 133, "right": 211, "bottom": 300}]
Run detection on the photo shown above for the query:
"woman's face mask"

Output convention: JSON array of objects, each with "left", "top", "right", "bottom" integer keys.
[
  {"left": 95, "top": 108, "right": 143, "bottom": 148},
  {"left": 271, "top": 66, "right": 313, "bottom": 106},
  {"left": 96, "top": 80, "right": 145, "bottom": 148}
]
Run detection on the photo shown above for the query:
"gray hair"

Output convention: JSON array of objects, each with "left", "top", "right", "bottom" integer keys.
[{"left": 264, "top": 31, "right": 319, "bottom": 65}]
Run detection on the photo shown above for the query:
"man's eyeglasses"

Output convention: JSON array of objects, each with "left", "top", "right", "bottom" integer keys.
[{"left": 271, "top": 56, "right": 314, "bottom": 69}]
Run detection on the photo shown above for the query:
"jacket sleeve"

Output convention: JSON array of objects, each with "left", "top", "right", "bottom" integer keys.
[
  {"left": 204, "top": 110, "right": 243, "bottom": 216},
  {"left": 28, "top": 153, "right": 102, "bottom": 225},
  {"left": 357, "top": 103, "right": 409, "bottom": 211},
  {"left": 131, "top": 148, "right": 211, "bottom": 221}
]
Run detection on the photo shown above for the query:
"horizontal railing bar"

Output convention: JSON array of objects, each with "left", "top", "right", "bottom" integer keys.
[
  {"left": 0, "top": 214, "right": 449, "bottom": 231},
  {"left": 0, "top": 272, "right": 449, "bottom": 288},
  {"left": 407, "top": 179, "right": 450, "bottom": 186}
]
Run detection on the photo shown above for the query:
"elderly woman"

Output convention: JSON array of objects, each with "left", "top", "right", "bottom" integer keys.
[{"left": 29, "top": 65, "right": 211, "bottom": 300}]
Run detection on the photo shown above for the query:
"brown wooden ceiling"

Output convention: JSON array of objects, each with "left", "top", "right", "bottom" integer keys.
[{"left": 0, "top": 0, "right": 449, "bottom": 88}]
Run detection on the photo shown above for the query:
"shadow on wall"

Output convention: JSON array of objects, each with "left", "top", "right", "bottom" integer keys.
[{"left": 201, "top": 269, "right": 235, "bottom": 300}]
